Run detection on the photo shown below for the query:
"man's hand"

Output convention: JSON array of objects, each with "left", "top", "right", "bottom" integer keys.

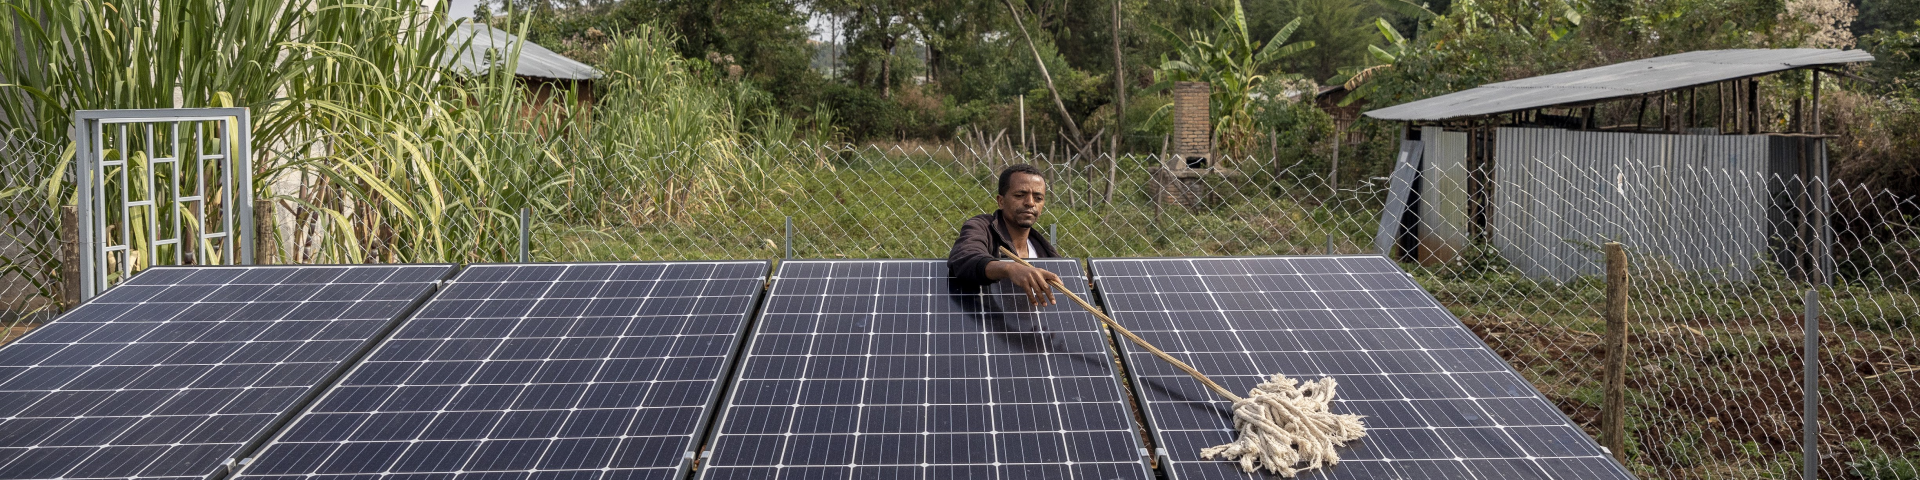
[{"left": 986, "top": 261, "right": 1060, "bottom": 306}]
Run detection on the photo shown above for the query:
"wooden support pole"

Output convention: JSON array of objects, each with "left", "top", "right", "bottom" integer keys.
[
  {"left": 254, "top": 201, "right": 275, "bottom": 265},
  {"left": 1658, "top": 93, "right": 1668, "bottom": 131},
  {"left": 1329, "top": 129, "right": 1340, "bottom": 193},
  {"left": 1635, "top": 96, "right": 1649, "bottom": 130},
  {"left": 1687, "top": 88, "right": 1696, "bottom": 130},
  {"left": 1812, "top": 70, "right": 1822, "bottom": 135},
  {"left": 1601, "top": 242, "right": 1630, "bottom": 464},
  {"left": 60, "top": 206, "right": 79, "bottom": 310}
]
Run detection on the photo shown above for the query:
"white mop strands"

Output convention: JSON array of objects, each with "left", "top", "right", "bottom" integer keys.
[
  {"left": 992, "top": 249, "right": 1369, "bottom": 477},
  {"left": 1200, "top": 374, "right": 1368, "bottom": 476}
]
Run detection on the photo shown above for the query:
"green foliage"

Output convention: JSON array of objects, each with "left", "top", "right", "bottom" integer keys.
[
  {"left": 1248, "top": 88, "right": 1336, "bottom": 176},
  {"left": 509, "top": 0, "right": 818, "bottom": 104},
  {"left": 1849, "top": 440, "right": 1920, "bottom": 480},
  {"left": 1151, "top": 0, "right": 1315, "bottom": 157},
  {"left": 1326, "top": 18, "right": 1411, "bottom": 106},
  {"left": 1863, "top": 22, "right": 1920, "bottom": 92},
  {"left": 1856, "top": 0, "right": 1920, "bottom": 42},
  {"left": 1247, "top": 0, "right": 1386, "bottom": 82}
]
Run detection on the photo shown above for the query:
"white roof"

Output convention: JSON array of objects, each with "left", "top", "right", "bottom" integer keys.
[
  {"left": 1366, "top": 48, "right": 1871, "bottom": 121},
  {"left": 444, "top": 22, "right": 602, "bottom": 81}
]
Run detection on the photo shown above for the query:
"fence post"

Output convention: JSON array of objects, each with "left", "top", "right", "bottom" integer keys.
[
  {"left": 1801, "top": 288, "right": 1821, "bottom": 480},
  {"left": 785, "top": 216, "right": 794, "bottom": 259},
  {"left": 60, "top": 206, "right": 79, "bottom": 310},
  {"left": 518, "top": 207, "right": 530, "bottom": 263},
  {"left": 254, "top": 201, "right": 275, "bottom": 265},
  {"left": 1330, "top": 127, "right": 1341, "bottom": 194},
  {"left": 1601, "top": 242, "right": 1629, "bottom": 463}
]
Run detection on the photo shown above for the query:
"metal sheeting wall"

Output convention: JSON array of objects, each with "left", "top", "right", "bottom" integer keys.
[
  {"left": 1420, "top": 127, "right": 1473, "bottom": 264},
  {"left": 1490, "top": 127, "right": 1776, "bottom": 282}
]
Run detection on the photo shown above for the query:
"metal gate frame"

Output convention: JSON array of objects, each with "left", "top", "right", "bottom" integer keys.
[{"left": 73, "top": 108, "right": 255, "bottom": 300}]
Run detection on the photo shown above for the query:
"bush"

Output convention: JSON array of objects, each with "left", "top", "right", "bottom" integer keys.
[{"left": 817, "top": 82, "right": 900, "bottom": 140}]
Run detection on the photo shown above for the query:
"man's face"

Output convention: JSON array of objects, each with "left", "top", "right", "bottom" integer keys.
[{"left": 996, "top": 172, "right": 1047, "bottom": 229}]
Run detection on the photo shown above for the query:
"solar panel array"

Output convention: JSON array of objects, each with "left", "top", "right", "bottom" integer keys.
[
  {"left": 0, "top": 255, "right": 1638, "bottom": 480},
  {"left": 234, "top": 261, "right": 770, "bottom": 480},
  {"left": 698, "top": 260, "right": 1153, "bottom": 480},
  {"left": 0, "top": 265, "right": 454, "bottom": 480},
  {"left": 1089, "top": 256, "right": 1636, "bottom": 480}
]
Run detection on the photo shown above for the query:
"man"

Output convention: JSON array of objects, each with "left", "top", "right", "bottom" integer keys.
[{"left": 947, "top": 164, "right": 1061, "bottom": 306}]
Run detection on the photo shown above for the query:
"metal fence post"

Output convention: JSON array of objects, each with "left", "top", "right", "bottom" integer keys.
[
  {"left": 1801, "top": 288, "right": 1821, "bottom": 480},
  {"left": 518, "top": 207, "right": 530, "bottom": 263},
  {"left": 785, "top": 216, "right": 794, "bottom": 259}
]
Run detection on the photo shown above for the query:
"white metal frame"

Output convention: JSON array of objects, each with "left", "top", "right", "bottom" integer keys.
[{"left": 73, "top": 108, "right": 254, "bottom": 300}]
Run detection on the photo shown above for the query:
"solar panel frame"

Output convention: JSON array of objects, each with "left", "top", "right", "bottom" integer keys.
[
  {"left": 0, "top": 264, "right": 457, "bottom": 480},
  {"left": 229, "top": 260, "right": 771, "bottom": 480},
  {"left": 697, "top": 259, "right": 1155, "bottom": 480},
  {"left": 1088, "top": 255, "right": 1638, "bottom": 480}
]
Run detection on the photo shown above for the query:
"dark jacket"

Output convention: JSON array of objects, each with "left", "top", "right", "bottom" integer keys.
[{"left": 947, "top": 210, "right": 1059, "bottom": 285}]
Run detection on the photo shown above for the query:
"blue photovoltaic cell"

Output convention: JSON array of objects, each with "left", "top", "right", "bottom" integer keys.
[
  {"left": 233, "top": 261, "right": 769, "bottom": 480},
  {"left": 1089, "top": 256, "right": 1636, "bottom": 480},
  {"left": 698, "top": 259, "right": 1153, "bottom": 480},
  {"left": 0, "top": 264, "right": 454, "bottom": 480}
]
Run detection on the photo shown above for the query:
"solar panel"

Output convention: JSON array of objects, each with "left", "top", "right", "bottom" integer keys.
[
  {"left": 698, "top": 259, "right": 1153, "bottom": 480},
  {"left": 0, "top": 264, "right": 455, "bottom": 480},
  {"left": 232, "top": 261, "right": 769, "bottom": 480},
  {"left": 1088, "top": 256, "right": 1636, "bottom": 480}
]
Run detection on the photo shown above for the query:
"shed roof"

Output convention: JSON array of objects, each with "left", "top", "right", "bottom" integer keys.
[
  {"left": 1364, "top": 48, "right": 1872, "bottom": 122},
  {"left": 445, "top": 22, "right": 602, "bottom": 81}
]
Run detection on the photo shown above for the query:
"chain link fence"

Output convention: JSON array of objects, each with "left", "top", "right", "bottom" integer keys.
[
  {"left": 0, "top": 133, "right": 68, "bottom": 345},
  {"left": 0, "top": 130, "right": 1913, "bottom": 479}
]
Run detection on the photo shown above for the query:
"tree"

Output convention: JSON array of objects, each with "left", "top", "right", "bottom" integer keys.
[
  {"left": 1248, "top": 0, "right": 1382, "bottom": 82},
  {"left": 1326, "top": 18, "right": 1411, "bottom": 106},
  {"left": 1151, "top": 0, "right": 1315, "bottom": 156}
]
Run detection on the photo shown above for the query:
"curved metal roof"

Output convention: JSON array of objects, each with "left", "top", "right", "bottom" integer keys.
[
  {"left": 445, "top": 22, "right": 602, "bottom": 81},
  {"left": 1365, "top": 48, "right": 1873, "bottom": 122}
]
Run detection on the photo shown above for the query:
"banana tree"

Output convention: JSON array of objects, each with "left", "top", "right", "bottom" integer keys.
[
  {"left": 1327, "top": 18, "right": 1412, "bottom": 107},
  {"left": 1148, "top": 0, "right": 1314, "bottom": 159}
]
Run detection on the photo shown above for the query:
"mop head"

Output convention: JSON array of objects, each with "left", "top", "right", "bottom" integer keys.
[{"left": 1200, "top": 374, "right": 1368, "bottom": 477}]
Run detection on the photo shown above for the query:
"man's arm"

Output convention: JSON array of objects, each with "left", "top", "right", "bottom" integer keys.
[
  {"left": 947, "top": 217, "right": 999, "bottom": 285},
  {"left": 948, "top": 218, "right": 1059, "bottom": 306}
]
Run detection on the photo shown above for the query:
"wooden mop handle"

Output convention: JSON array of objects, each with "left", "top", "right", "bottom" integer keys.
[{"left": 997, "top": 247, "right": 1244, "bottom": 402}]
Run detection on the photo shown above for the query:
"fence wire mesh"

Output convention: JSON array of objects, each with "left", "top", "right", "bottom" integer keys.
[{"left": 0, "top": 131, "right": 1914, "bottom": 479}]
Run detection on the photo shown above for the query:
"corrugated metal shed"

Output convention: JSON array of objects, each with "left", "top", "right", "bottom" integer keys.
[
  {"left": 1481, "top": 127, "right": 1826, "bottom": 281},
  {"left": 445, "top": 22, "right": 602, "bottom": 81},
  {"left": 1365, "top": 49, "right": 1872, "bottom": 121}
]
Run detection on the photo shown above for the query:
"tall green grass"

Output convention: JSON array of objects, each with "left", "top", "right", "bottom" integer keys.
[
  {"left": 0, "top": 0, "right": 814, "bottom": 276},
  {"left": 0, "top": 0, "right": 314, "bottom": 309}
]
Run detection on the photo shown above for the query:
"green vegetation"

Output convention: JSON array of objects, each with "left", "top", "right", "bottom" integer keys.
[
  {"left": 537, "top": 150, "right": 1381, "bottom": 261},
  {"left": 0, "top": 1, "right": 1914, "bottom": 478}
]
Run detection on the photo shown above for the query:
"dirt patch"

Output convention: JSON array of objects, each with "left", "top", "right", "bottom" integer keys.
[{"left": 1462, "top": 312, "right": 1920, "bottom": 479}]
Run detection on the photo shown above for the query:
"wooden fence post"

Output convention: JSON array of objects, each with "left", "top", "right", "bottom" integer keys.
[
  {"left": 255, "top": 201, "right": 276, "bottom": 265},
  {"left": 1602, "top": 242, "right": 1630, "bottom": 463},
  {"left": 60, "top": 205, "right": 79, "bottom": 310}
]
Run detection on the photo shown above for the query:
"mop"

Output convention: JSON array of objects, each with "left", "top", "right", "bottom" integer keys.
[{"left": 997, "top": 247, "right": 1367, "bottom": 477}]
